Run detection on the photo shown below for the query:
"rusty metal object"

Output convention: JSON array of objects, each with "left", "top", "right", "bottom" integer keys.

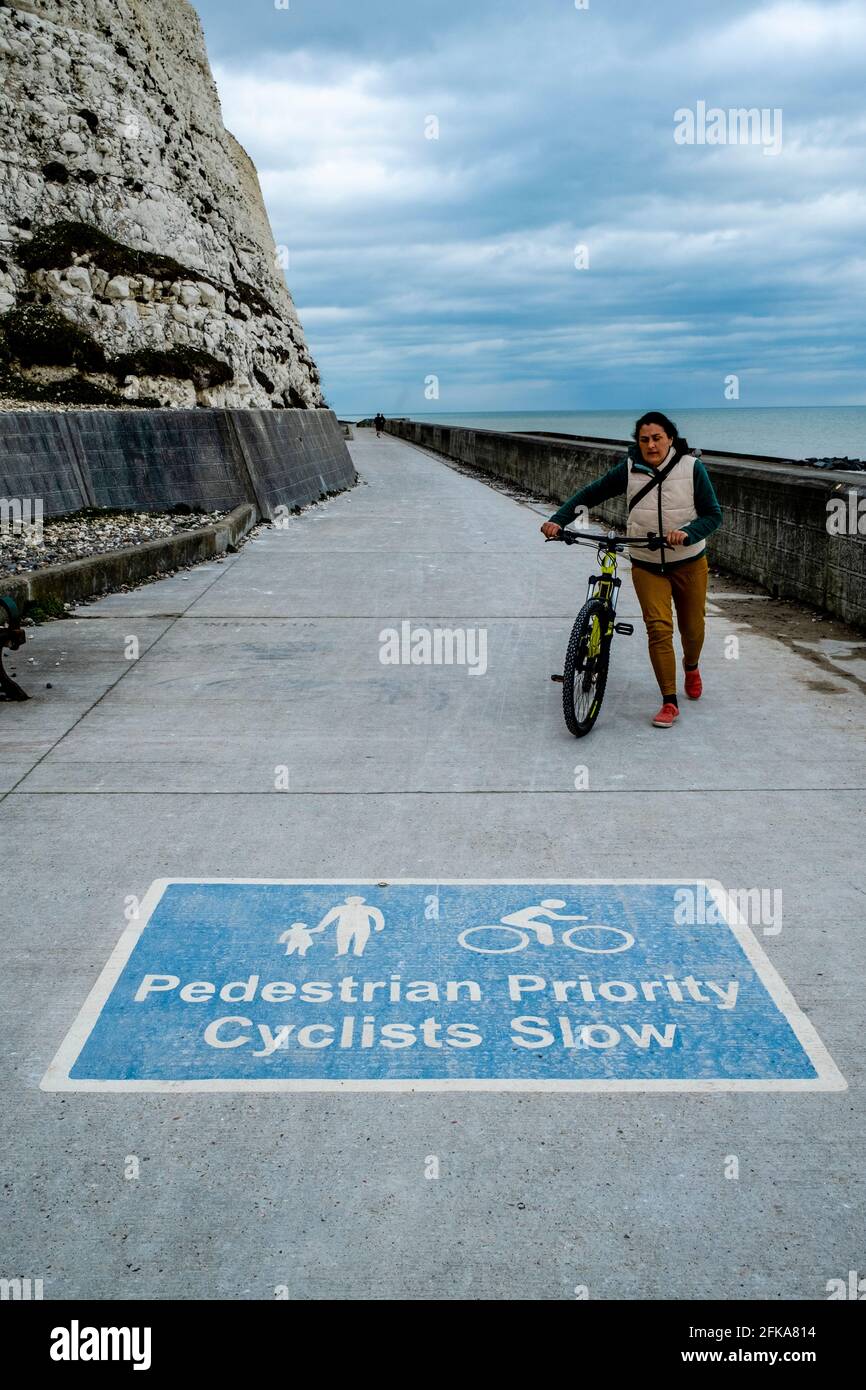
[{"left": 0, "top": 596, "right": 30, "bottom": 701}]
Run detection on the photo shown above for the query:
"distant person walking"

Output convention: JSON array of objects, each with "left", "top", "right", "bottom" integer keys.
[
  {"left": 374, "top": 412, "right": 386, "bottom": 438},
  {"left": 541, "top": 412, "right": 722, "bottom": 728}
]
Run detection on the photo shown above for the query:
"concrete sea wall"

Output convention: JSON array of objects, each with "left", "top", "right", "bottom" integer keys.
[
  {"left": 0, "top": 407, "right": 356, "bottom": 519},
  {"left": 384, "top": 420, "right": 866, "bottom": 629}
]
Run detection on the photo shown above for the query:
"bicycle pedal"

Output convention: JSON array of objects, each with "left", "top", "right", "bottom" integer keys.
[
  {"left": 550, "top": 673, "right": 564, "bottom": 683},
  {"left": 614, "top": 623, "right": 634, "bottom": 635}
]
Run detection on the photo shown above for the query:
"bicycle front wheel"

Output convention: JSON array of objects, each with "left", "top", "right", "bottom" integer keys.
[
  {"left": 562, "top": 598, "right": 611, "bottom": 737},
  {"left": 457, "top": 926, "right": 530, "bottom": 954}
]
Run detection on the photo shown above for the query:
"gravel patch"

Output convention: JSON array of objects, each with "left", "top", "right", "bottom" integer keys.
[{"left": 1, "top": 508, "right": 231, "bottom": 578}]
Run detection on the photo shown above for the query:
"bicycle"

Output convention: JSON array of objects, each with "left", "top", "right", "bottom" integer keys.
[
  {"left": 457, "top": 916, "right": 635, "bottom": 955},
  {"left": 546, "top": 529, "right": 662, "bottom": 737}
]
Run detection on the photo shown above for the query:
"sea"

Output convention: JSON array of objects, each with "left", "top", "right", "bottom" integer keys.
[{"left": 344, "top": 408, "right": 866, "bottom": 462}]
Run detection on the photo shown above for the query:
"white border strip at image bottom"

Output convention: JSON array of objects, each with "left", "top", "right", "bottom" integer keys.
[{"left": 40, "top": 878, "right": 848, "bottom": 1095}]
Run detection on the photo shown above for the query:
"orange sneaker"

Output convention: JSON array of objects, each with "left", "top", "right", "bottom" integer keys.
[
  {"left": 652, "top": 702, "right": 679, "bottom": 728},
  {"left": 684, "top": 667, "right": 703, "bottom": 700}
]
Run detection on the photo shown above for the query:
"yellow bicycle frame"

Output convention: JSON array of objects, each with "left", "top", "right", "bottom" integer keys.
[{"left": 586, "top": 544, "right": 620, "bottom": 649}]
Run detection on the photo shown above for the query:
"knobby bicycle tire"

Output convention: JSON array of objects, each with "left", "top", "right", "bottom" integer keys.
[{"left": 562, "top": 598, "right": 612, "bottom": 737}]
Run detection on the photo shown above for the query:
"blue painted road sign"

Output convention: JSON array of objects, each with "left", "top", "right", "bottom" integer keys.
[{"left": 43, "top": 879, "right": 845, "bottom": 1092}]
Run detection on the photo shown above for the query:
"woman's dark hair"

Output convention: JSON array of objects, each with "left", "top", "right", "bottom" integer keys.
[{"left": 632, "top": 411, "right": 689, "bottom": 453}]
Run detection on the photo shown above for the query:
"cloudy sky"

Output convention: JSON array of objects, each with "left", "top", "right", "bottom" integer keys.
[{"left": 193, "top": 0, "right": 865, "bottom": 415}]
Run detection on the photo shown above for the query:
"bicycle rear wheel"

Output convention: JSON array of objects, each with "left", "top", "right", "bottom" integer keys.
[
  {"left": 458, "top": 926, "right": 529, "bottom": 954},
  {"left": 562, "top": 598, "right": 611, "bottom": 737}
]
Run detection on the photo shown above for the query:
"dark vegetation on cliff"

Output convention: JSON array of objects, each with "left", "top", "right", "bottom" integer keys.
[
  {"left": 17, "top": 220, "right": 280, "bottom": 322},
  {"left": 112, "top": 347, "right": 233, "bottom": 390},
  {"left": 0, "top": 305, "right": 233, "bottom": 406},
  {"left": 1, "top": 304, "right": 106, "bottom": 371},
  {"left": 0, "top": 221, "right": 328, "bottom": 408}
]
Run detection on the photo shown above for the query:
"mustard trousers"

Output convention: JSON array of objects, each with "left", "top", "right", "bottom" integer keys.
[{"left": 630, "top": 554, "right": 708, "bottom": 697}]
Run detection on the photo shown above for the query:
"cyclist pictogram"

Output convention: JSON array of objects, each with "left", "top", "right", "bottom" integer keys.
[{"left": 457, "top": 898, "right": 635, "bottom": 955}]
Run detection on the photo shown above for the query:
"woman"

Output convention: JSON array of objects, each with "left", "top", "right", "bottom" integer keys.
[{"left": 540, "top": 412, "right": 722, "bottom": 728}]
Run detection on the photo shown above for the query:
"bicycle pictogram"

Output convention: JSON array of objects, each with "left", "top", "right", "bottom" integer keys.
[{"left": 457, "top": 898, "right": 634, "bottom": 955}]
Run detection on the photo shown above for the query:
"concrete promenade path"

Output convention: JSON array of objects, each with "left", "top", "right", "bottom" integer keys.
[{"left": 1, "top": 427, "right": 864, "bottom": 1300}]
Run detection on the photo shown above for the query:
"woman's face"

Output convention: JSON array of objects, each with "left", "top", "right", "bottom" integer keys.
[{"left": 638, "top": 423, "right": 673, "bottom": 466}]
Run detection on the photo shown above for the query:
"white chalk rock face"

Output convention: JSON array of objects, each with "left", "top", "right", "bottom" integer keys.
[
  {"left": 64, "top": 266, "right": 93, "bottom": 294},
  {"left": 0, "top": 0, "right": 325, "bottom": 410},
  {"left": 105, "top": 276, "right": 132, "bottom": 301}
]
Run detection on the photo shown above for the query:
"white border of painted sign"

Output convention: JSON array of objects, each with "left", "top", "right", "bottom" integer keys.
[{"left": 41, "top": 877, "right": 847, "bottom": 1094}]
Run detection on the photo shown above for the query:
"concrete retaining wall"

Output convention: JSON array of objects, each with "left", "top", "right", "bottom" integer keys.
[
  {"left": 0, "top": 408, "right": 356, "bottom": 520},
  {"left": 3, "top": 503, "right": 256, "bottom": 613},
  {"left": 385, "top": 420, "right": 866, "bottom": 629}
]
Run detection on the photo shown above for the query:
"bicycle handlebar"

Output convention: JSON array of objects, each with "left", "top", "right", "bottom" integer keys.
[{"left": 547, "top": 529, "right": 664, "bottom": 550}]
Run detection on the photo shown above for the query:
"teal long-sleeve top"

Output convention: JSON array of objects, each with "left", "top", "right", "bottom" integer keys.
[{"left": 549, "top": 453, "right": 723, "bottom": 547}]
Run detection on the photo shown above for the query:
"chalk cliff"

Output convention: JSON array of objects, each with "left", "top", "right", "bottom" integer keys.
[{"left": 0, "top": 0, "right": 325, "bottom": 408}]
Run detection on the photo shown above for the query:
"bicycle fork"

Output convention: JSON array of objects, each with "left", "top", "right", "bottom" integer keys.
[{"left": 551, "top": 576, "right": 634, "bottom": 683}]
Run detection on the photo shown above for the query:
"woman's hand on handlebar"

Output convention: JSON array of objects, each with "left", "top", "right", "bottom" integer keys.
[{"left": 540, "top": 524, "right": 684, "bottom": 547}]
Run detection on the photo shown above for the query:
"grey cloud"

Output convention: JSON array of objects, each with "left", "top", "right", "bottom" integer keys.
[{"left": 194, "top": 0, "right": 866, "bottom": 410}]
